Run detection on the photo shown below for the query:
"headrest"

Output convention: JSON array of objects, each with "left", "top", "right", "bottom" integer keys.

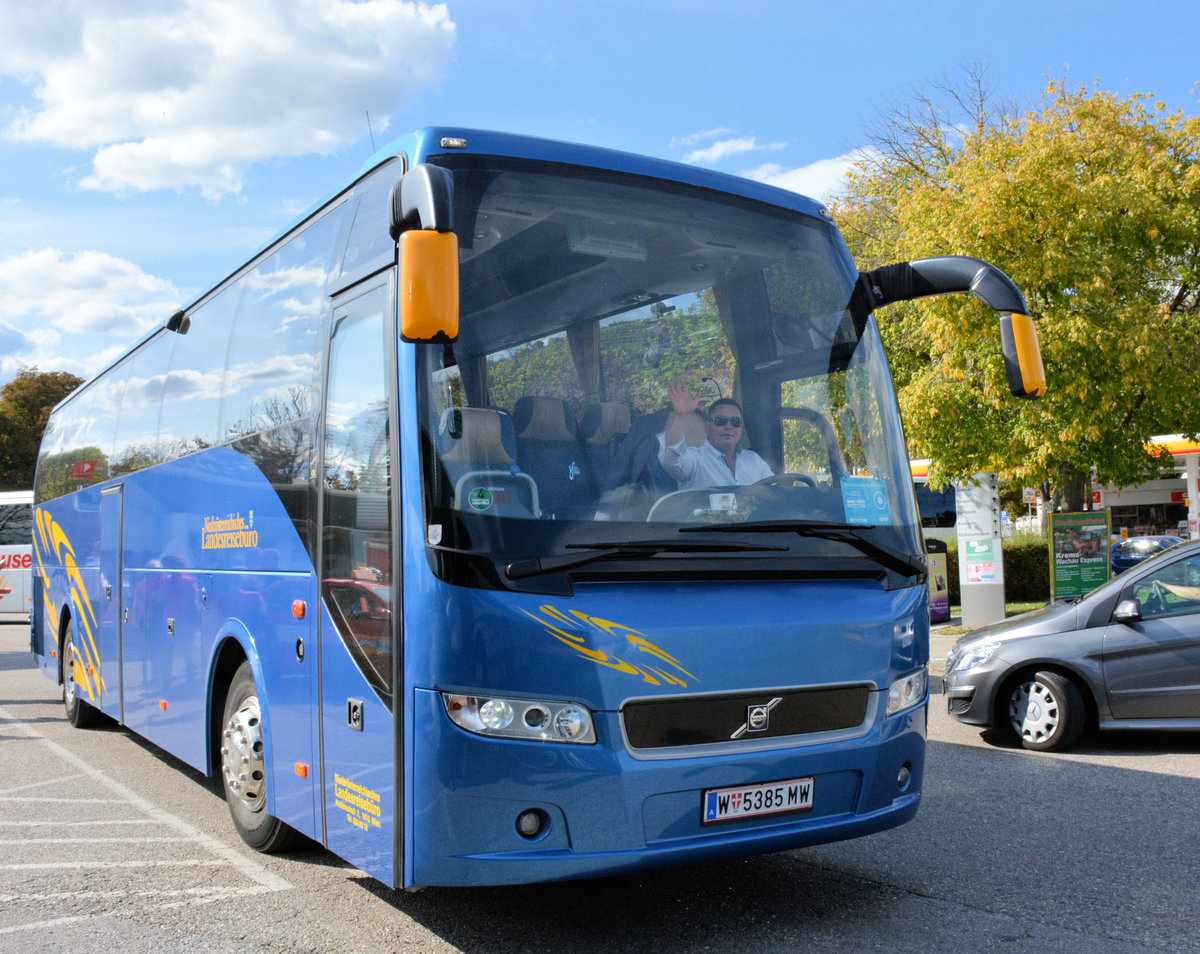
[
  {"left": 513, "top": 396, "right": 577, "bottom": 442},
  {"left": 439, "top": 408, "right": 514, "bottom": 466},
  {"left": 580, "top": 402, "right": 635, "bottom": 445}
]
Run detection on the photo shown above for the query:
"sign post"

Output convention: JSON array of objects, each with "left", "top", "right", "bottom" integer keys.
[{"left": 956, "top": 472, "right": 1006, "bottom": 629}]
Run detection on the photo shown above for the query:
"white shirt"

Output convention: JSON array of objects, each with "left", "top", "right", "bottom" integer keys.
[{"left": 657, "top": 435, "right": 774, "bottom": 489}]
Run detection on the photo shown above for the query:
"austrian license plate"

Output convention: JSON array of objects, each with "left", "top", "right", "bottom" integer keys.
[{"left": 701, "top": 776, "right": 814, "bottom": 824}]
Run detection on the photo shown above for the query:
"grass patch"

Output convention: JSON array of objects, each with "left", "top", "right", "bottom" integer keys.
[{"left": 934, "top": 600, "right": 1048, "bottom": 636}]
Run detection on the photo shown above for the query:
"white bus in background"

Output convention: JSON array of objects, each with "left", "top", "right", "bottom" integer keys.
[{"left": 0, "top": 490, "right": 33, "bottom": 618}]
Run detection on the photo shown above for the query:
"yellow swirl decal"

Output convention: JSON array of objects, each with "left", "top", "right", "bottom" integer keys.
[
  {"left": 32, "top": 507, "right": 104, "bottom": 701},
  {"left": 522, "top": 604, "right": 697, "bottom": 687}
]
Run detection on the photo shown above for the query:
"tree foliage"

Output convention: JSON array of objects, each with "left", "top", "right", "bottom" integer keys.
[
  {"left": 833, "top": 73, "right": 1200, "bottom": 509},
  {"left": 0, "top": 367, "right": 84, "bottom": 490}
]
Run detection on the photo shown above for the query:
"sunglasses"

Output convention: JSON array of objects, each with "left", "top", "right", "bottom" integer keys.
[{"left": 709, "top": 415, "right": 742, "bottom": 428}]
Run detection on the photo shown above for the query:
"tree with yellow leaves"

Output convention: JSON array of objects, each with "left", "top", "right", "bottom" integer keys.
[{"left": 834, "top": 74, "right": 1200, "bottom": 510}]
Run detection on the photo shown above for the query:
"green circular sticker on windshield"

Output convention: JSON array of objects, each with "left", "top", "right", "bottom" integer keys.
[{"left": 467, "top": 487, "right": 494, "bottom": 511}]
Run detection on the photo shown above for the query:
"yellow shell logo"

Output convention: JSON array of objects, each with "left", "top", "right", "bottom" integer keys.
[{"left": 522, "top": 604, "right": 696, "bottom": 687}]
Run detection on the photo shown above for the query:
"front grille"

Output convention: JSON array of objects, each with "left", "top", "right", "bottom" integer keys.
[
  {"left": 622, "top": 685, "right": 871, "bottom": 750},
  {"left": 948, "top": 695, "right": 973, "bottom": 714}
]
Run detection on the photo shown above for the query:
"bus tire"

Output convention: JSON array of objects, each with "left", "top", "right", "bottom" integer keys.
[
  {"left": 219, "top": 661, "right": 299, "bottom": 852},
  {"left": 62, "top": 619, "right": 100, "bottom": 729}
]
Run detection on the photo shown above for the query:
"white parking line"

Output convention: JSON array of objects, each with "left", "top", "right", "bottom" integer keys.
[{"left": 0, "top": 704, "right": 292, "bottom": 900}]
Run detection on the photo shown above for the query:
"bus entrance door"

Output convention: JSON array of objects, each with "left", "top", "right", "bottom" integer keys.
[
  {"left": 318, "top": 281, "right": 399, "bottom": 887},
  {"left": 99, "top": 485, "right": 124, "bottom": 721}
]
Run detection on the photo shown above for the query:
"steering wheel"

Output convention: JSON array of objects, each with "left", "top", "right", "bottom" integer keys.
[
  {"left": 1143, "top": 580, "right": 1168, "bottom": 616},
  {"left": 754, "top": 472, "right": 817, "bottom": 488}
]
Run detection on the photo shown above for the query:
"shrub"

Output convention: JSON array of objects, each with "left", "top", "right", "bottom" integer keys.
[{"left": 943, "top": 533, "right": 1050, "bottom": 604}]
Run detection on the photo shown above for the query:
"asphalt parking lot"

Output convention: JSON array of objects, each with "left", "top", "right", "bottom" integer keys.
[{"left": 3, "top": 616, "right": 1198, "bottom": 954}]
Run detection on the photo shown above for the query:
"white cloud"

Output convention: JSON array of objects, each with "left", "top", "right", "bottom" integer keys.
[
  {"left": 0, "top": 0, "right": 456, "bottom": 197},
  {"left": 684, "top": 136, "right": 787, "bottom": 166},
  {"left": 669, "top": 127, "right": 734, "bottom": 150},
  {"left": 0, "top": 248, "right": 179, "bottom": 340},
  {"left": 742, "top": 148, "right": 879, "bottom": 201}
]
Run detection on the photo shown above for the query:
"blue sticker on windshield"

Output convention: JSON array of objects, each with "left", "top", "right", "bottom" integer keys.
[{"left": 841, "top": 477, "right": 891, "bottom": 526}]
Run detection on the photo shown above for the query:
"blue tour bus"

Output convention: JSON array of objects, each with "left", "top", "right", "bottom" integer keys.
[{"left": 30, "top": 127, "right": 1045, "bottom": 888}]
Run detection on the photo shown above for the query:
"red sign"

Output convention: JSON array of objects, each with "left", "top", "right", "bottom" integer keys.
[
  {"left": 1171, "top": 491, "right": 1186, "bottom": 503},
  {"left": 68, "top": 460, "right": 99, "bottom": 480}
]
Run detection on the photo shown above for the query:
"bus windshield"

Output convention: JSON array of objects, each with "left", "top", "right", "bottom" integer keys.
[{"left": 417, "top": 156, "right": 921, "bottom": 590}]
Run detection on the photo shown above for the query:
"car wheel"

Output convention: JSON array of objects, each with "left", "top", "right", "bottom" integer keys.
[{"left": 1006, "top": 670, "right": 1085, "bottom": 752}]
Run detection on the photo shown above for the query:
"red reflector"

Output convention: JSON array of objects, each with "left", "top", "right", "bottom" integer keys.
[
  {"left": 292, "top": 600, "right": 306, "bottom": 619},
  {"left": 294, "top": 762, "right": 309, "bottom": 778},
  {"left": 159, "top": 700, "right": 168, "bottom": 710}
]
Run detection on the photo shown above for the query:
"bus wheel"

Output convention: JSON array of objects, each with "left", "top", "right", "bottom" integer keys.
[
  {"left": 219, "top": 661, "right": 298, "bottom": 852},
  {"left": 62, "top": 620, "right": 100, "bottom": 729}
]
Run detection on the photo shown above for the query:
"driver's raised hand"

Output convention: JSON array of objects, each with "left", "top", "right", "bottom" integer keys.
[{"left": 667, "top": 380, "right": 701, "bottom": 416}]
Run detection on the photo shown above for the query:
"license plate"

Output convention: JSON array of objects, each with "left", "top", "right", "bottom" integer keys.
[{"left": 701, "top": 776, "right": 814, "bottom": 824}]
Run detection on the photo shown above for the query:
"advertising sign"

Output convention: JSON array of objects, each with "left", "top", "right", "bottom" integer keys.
[
  {"left": 926, "top": 539, "right": 949, "bottom": 623},
  {"left": 1049, "top": 511, "right": 1111, "bottom": 601}
]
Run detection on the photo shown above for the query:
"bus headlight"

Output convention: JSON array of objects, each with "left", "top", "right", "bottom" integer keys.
[
  {"left": 443, "top": 693, "right": 596, "bottom": 744},
  {"left": 886, "top": 668, "right": 927, "bottom": 716}
]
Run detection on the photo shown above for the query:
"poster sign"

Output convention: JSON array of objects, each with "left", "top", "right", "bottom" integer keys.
[
  {"left": 926, "top": 539, "right": 949, "bottom": 623},
  {"left": 1049, "top": 512, "right": 1111, "bottom": 601}
]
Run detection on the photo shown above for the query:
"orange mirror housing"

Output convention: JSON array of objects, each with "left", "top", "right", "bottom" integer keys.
[{"left": 399, "top": 229, "right": 459, "bottom": 343}]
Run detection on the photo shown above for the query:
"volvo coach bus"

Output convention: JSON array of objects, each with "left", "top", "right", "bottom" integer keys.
[{"left": 31, "top": 127, "right": 1045, "bottom": 888}]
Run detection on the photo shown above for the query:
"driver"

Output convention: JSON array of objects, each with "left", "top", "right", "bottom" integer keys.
[{"left": 657, "top": 381, "right": 773, "bottom": 490}]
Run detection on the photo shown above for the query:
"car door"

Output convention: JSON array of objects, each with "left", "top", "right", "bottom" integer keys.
[{"left": 1103, "top": 552, "right": 1200, "bottom": 720}]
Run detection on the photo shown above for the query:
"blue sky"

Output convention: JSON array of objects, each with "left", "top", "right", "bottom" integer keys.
[{"left": 1, "top": 0, "right": 1198, "bottom": 388}]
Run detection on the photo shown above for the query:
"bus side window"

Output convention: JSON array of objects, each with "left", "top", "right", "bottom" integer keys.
[{"left": 321, "top": 285, "right": 394, "bottom": 699}]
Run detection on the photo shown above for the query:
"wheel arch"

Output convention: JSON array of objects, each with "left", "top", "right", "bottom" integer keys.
[
  {"left": 991, "top": 661, "right": 1099, "bottom": 734},
  {"left": 206, "top": 623, "right": 259, "bottom": 778}
]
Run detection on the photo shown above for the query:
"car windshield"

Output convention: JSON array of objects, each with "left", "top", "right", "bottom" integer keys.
[{"left": 415, "top": 156, "right": 921, "bottom": 591}]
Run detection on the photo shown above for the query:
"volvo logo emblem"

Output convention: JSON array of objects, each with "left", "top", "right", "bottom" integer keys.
[{"left": 731, "top": 697, "right": 782, "bottom": 739}]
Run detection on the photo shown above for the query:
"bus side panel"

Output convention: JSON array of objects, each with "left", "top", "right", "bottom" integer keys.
[
  {"left": 205, "top": 595, "right": 319, "bottom": 842},
  {"left": 35, "top": 449, "right": 322, "bottom": 841}
]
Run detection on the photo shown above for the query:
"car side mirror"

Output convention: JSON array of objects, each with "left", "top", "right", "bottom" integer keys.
[{"left": 1113, "top": 599, "right": 1142, "bottom": 623}]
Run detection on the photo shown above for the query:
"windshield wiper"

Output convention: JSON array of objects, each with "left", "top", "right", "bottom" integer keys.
[
  {"left": 505, "top": 539, "right": 785, "bottom": 581},
  {"left": 680, "top": 520, "right": 925, "bottom": 579}
]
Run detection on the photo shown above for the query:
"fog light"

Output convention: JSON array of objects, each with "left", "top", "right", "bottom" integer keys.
[
  {"left": 897, "top": 763, "right": 912, "bottom": 789},
  {"left": 516, "top": 810, "right": 544, "bottom": 839}
]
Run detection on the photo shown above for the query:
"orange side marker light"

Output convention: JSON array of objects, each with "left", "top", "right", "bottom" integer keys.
[
  {"left": 292, "top": 600, "right": 306, "bottom": 619},
  {"left": 295, "top": 762, "right": 310, "bottom": 778}
]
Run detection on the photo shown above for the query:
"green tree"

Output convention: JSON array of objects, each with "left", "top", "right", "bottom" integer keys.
[
  {"left": 833, "top": 74, "right": 1200, "bottom": 510},
  {"left": 0, "top": 367, "right": 84, "bottom": 490}
]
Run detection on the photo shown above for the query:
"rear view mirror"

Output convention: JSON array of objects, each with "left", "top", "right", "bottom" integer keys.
[
  {"left": 399, "top": 230, "right": 459, "bottom": 344},
  {"left": 998, "top": 312, "right": 1046, "bottom": 399},
  {"left": 391, "top": 163, "right": 459, "bottom": 344},
  {"left": 1113, "top": 599, "right": 1142, "bottom": 623},
  {"left": 856, "top": 255, "right": 1046, "bottom": 400}
]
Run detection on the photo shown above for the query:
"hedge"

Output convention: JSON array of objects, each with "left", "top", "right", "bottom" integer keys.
[{"left": 943, "top": 534, "right": 1050, "bottom": 605}]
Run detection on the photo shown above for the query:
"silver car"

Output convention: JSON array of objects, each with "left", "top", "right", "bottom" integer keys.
[{"left": 945, "top": 538, "right": 1200, "bottom": 751}]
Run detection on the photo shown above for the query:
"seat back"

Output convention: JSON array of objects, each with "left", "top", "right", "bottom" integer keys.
[
  {"left": 513, "top": 396, "right": 593, "bottom": 517},
  {"left": 579, "top": 402, "right": 637, "bottom": 489},
  {"left": 437, "top": 407, "right": 539, "bottom": 517}
]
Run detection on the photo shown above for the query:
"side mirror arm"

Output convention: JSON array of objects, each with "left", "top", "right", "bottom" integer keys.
[{"left": 852, "top": 255, "right": 1045, "bottom": 400}]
